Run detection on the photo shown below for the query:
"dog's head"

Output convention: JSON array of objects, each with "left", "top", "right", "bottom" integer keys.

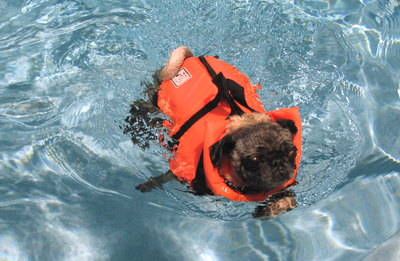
[{"left": 210, "top": 113, "right": 298, "bottom": 193}]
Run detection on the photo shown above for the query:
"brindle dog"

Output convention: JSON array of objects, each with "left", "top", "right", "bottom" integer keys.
[{"left": 124, "top": 47, "right": 298, "bottom": 218}]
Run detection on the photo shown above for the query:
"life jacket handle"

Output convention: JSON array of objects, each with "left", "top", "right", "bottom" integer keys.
[{"left": 171, "top": 57, "right": 255, "bottom": 140}]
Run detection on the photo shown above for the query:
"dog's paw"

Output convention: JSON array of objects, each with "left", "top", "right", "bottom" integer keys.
[
  {"left": 253, "top": 191, "right": 297, "bottom": 219},
  {"left": 135, "top": 178, "right": 164, "bottom": 193},
  {"left": 252, "top": 206, "right": 273, "bottom": 219},
  {"left": 135, "top": 183, "right": 155, "bottom": 193},
  {"left": 135, "top": 171, "right": 176, "bottom": 193}
]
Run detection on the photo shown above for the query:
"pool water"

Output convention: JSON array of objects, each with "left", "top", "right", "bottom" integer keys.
[{"left": 1, "top": 0, "right": 400, "bottom": 260}]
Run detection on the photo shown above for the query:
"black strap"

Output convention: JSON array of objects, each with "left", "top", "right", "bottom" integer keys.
[
  {"left": 226, "top": 79, "right": 255, "bottom": 113},
  {"left": 199, "top": 56, "right": 217, "bottom": 78},
  {"left": 212, "top": 73, "right": 245, "bottom": 117},
  {"left": 201, "top": 56, "right": 256, "bottom": 115},
  {"left": 171, "top": 56, "right": 256, "bottom": 140},
  {"left": 191, "top": 151, "right": 214, "bottom": 195},
  {"left": 171, "top": 90, "right": 222, "bottom": 140}
]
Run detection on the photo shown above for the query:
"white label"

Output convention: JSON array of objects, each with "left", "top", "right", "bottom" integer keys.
[{"left": 170, "top": 68, "right": 192, "bottom": 88}]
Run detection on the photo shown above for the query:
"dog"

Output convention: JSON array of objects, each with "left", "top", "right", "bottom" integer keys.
[{"left": 124, "top": 47, "right": 302, "bottom": 218}]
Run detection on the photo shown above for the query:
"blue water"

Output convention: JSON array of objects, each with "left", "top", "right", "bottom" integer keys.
[{"left": 1, "top": 0, "right": 400, "bottom": 260}]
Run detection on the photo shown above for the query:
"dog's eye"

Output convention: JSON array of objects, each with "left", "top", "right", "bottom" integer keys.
[
  {"left": 245, "top": 156, "right": 261, "bottom": 169},
  {"left": 281, "top": 142, "right": 297, "bottom": 155}
]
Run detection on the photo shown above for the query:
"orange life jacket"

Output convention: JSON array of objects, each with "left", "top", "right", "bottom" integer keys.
[{"left": 158, "top": 56, "right": 302, "bottom": 202}]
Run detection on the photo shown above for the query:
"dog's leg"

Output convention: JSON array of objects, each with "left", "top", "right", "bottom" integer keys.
[
  {"left": 124, "top": 46, "right": 192, "bottom": 149},
  {"left": 252, "top": 190, "right": 297, "bottom": 219},
  {"left": 135, "top": 170, "right": 177, "bottom": 192},
  {"left": 122, "top": 79, "right": 165, "bottom": 149}
]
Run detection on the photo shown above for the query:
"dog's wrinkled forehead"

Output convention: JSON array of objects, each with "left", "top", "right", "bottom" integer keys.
[
  {"left": 226, "top": 112, "right": 273, "bottom": 136},
  {"left": 210, "top": 112, "right": 298, "bottom": 169},
  {"left": 234, "top": 123, "right": 294, "bottom": 153}
]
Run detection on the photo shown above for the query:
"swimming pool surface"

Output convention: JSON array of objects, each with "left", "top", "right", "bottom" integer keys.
[{"left": 1, "top": 0, "right": 400, "bottom": 260}]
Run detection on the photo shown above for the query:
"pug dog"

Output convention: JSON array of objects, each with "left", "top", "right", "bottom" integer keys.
[{"left": 125, "top": 47, "right": 300, "bottom": 218}]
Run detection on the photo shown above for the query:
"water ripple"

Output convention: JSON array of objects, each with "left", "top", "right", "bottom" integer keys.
[
  {"left": 297, "top": 96, "right": 363, "bottom": 206},
  {"left": 153, "top": 172, "right": 400, "bottom": 260},
  {"left": 0, "top": 191, "right": 109, "bottom": 261},
  {"left": 0, "top": 97, "right": 57, "bottom": 125}
]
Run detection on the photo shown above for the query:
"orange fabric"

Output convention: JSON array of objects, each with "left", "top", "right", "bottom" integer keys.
[
  {"left": 158, "top": 56, "right": 263, "bottom": 183},
  {"left": 158, "top": 56, "right": 302, "bottom": 202}
]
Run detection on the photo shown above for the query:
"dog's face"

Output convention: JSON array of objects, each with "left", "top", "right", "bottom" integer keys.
[{"left": 210, "top": 113, "right": 298, "bottom": 193}]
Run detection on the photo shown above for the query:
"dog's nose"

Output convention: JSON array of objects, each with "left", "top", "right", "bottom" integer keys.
[{"left": 270, "top": 159, "right": 284, "bottom": 170}]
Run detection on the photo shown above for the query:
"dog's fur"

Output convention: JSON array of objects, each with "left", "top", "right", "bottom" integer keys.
[
  {"left": 159, "top": 46, "right": 193, "bottom": 81},
  {"left": 127, "top": 47, "right": 298, "bottom": 218}
]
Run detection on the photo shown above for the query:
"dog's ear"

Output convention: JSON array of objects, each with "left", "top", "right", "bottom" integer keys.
[
  {"left": 209, "top": 135, "right": 235, "bottom": 168},
  {"left": 276, "top": 119, "right": 298, "bottom": 135}
]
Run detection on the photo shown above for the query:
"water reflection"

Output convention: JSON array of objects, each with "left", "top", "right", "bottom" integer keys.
[
  {"left": 298, "top": 0, "right": 400, "bottom": 162},
  {"left": 153, "top": 171, "right": 400, "bottom": 260}
]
